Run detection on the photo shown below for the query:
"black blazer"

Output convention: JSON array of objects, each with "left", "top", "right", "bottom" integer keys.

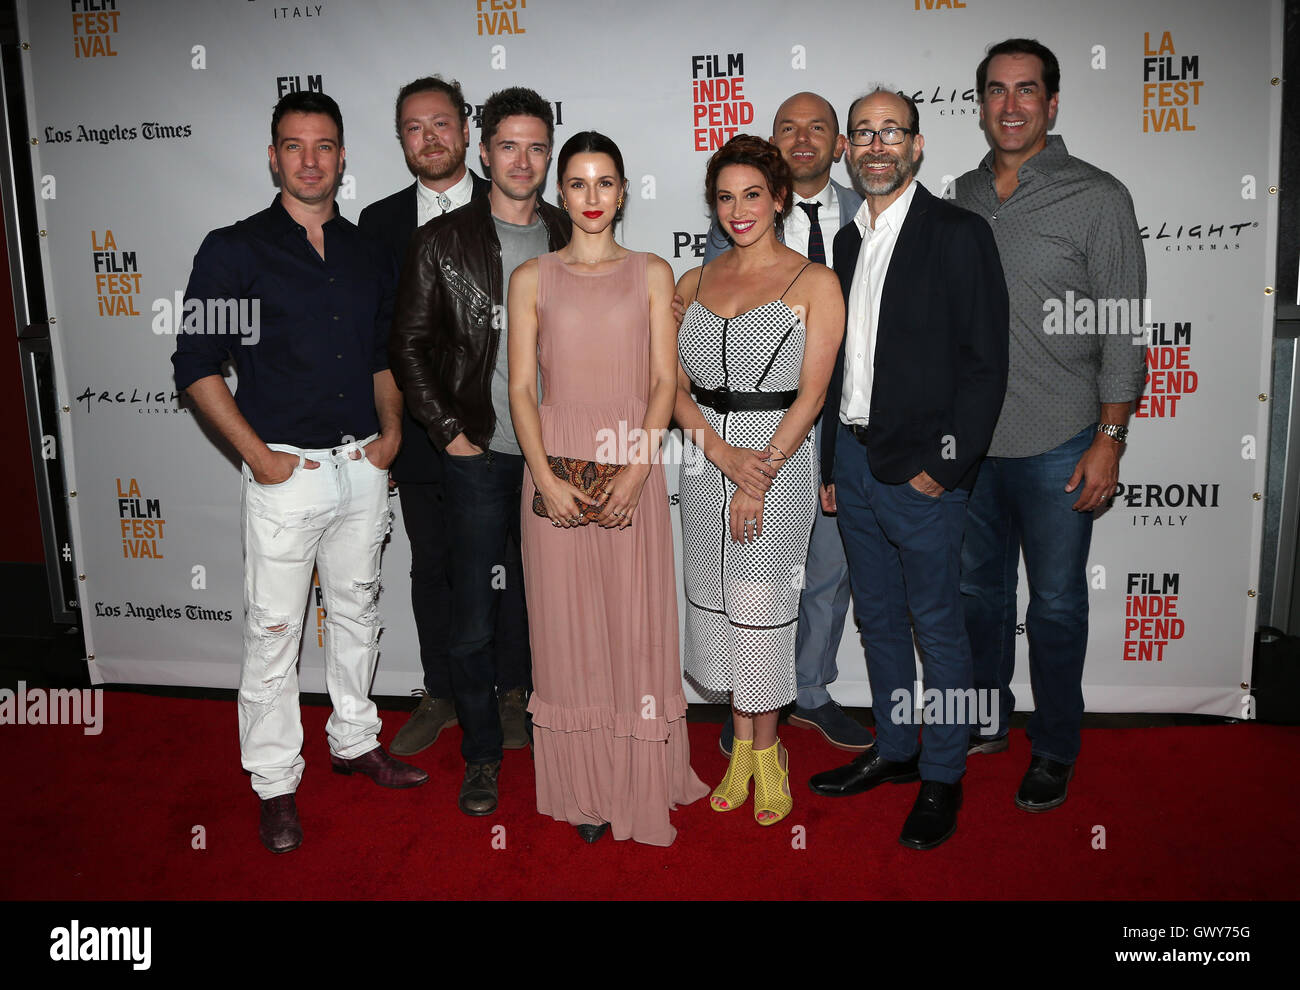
[
  {"left": 820, "top": 181, "right": 1008, "bottom": 492},
  {"left": 358, "top": 171, "right": 490, "bottom": 483}
]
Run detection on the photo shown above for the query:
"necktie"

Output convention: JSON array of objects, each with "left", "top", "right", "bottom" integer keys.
[
  {"left": 799, "top": 201, "right": 825, "bottom": 265},
  {"left": 437, "top": 192, "right": 452, "bottom": 214}
]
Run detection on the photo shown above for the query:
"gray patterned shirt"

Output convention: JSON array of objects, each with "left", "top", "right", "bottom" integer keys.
[{"left": 954, "top": 135, "right": 1147, "bottom": 458}]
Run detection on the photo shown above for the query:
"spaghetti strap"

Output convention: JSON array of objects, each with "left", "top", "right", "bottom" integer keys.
[
  {"left": 695, "top": 264, "right": 706, "bottom": 300},
  {"left": 779, "top": 262, "right": 813, "bottom": 300}
]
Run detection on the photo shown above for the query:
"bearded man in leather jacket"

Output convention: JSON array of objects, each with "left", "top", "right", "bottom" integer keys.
[{"left": 390, "top": 86, "right": 569, "bottom": 816}]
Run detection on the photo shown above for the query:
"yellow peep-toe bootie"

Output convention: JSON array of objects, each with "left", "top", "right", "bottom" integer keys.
[
  {"left": 710, "top": 737, "right": 753, "bottom": 812},
  {"left": 752, "top": 741, "right": 792, "bottom": 826}
]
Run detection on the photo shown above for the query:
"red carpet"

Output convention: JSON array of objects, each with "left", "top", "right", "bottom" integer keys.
[{"left": 2, "top": 692, "right": 1297, "bottom": 900}]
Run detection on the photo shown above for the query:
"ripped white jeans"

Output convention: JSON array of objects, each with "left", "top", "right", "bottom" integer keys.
[{"left": 238, "top": 435, "right": 391, "bottom": 798}]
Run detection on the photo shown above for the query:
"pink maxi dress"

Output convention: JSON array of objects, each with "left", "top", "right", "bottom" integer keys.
[{"left": 522, "top": 251, "right": 709, "bottom": 846}]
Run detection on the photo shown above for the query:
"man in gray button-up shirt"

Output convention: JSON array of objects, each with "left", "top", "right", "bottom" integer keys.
[{"left": 954, "top": 38, "right": 1147, "bottom": 813}]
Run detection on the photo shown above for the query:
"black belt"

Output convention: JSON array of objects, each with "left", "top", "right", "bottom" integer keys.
[
  {"left": 691, "top": 385, "right": 798, "bottom": 414},
  {"left": 845, "top": 423, "right": 870, "bottom": 445}
]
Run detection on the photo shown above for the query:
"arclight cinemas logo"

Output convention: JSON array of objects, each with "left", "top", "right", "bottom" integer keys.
[
  {"left": 50, "top": 921, "right": 150, "bottom": 970},
  {"left": 0, "top": 682, "right": 102, "bottom": 735}
]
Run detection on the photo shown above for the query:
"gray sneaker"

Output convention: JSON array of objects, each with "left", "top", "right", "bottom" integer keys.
[
  {"left": 498, "top": 686, "right": 531, "bottom": 750},
  {"left": 389, "top": 691, "right": 458, "bottom": 756}
]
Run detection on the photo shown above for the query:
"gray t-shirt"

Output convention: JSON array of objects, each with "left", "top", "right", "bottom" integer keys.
[
  {"left": 954, "top": 135, "right": 1147, "bottom": 458},
  {"left": 490, "top": 215, "right": 549, "bottom": 454}
]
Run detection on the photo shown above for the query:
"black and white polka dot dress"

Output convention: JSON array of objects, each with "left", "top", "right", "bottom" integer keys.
[{"left": 677, "top": 290, "right": 818, "bottom": 714}]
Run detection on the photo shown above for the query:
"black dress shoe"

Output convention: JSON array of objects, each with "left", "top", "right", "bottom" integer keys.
[
  {"left": 575, "top": 822, "right": 610, "bottom": 844},
  {"left": 967, "top": 731, "right": 1009, "bottom": 756},
  {"left": 1015, "top": 755, "right": 1073, "bottom": 812},
  {"left": 458, "top": 761, "right": 501, "bottom": 816},
  {"left": 259, "top": 794, "right": 302, "bottom": 854},
  {"left": 808, "top": 746, "right": 920, "bottom": 797},
  {"left": 899, "top": 780, "right": 962, "bottom": 850}
]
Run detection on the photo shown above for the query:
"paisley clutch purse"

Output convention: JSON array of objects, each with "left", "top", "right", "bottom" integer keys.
[{"left": 531, "top": 455, "right": 625, "bottom": 523}]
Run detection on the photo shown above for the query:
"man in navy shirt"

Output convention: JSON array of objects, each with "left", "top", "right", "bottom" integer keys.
[{"left": 173, "top": 91, "right": 428, "bottom": 856}]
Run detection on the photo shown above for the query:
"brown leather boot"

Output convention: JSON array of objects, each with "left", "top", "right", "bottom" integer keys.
[
  {"left": 390, "top": 692, "right": 458, "bottom": 756},
  {"left": 259, "top": 794, "right": 303, "bottom": 854}
]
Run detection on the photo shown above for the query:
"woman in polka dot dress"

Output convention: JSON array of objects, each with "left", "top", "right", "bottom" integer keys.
[{"left": 674, "top": 135, "right": 844, "bottom": 827}]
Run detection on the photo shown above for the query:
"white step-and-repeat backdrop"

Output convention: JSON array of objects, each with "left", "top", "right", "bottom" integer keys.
[{"left": 17, "top": 0, "right": 1281, "bottom": 716}]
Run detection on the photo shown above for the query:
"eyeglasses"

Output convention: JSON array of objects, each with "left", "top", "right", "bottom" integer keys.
[{"left": 847, "top": 127, "right": 915, "bottom": 146}]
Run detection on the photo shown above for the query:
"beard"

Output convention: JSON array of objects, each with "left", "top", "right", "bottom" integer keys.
[
  {"left": 405, "top": 144, "right": 466, "bottom": 183},
  {"left": 853, "top": 150, "right": 918, "bottom": 196},
  {"left": 786, "top": 153, "right": 831, "bottom": 184}
]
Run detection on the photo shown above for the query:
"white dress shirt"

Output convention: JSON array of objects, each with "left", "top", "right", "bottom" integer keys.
[
  {"left": 415, "top": 168, "right": 474, "bottom": 226},
  {"left": 840, "top": 180, "right": 919, "bottom": 426},
  {"left": 783, "top": 181, "right": 839, "bottom": 269}
]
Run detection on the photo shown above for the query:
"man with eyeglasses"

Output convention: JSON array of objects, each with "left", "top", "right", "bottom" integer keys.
[
  {"left": 953, "top": 39, "right": 1146, "bottom": 812},
  {"left": 808, "top": 88, "right": 1008, "bottom": 851},
  {"left": 698, "top": 92, "right": 870, "bottom": 759}
]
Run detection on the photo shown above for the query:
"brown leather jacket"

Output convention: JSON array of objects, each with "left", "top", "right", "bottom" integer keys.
[{"left": 389, "top": 193, "right": 570, "bottom": 451}]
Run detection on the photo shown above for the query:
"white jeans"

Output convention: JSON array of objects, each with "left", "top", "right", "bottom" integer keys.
[{"left": 238, "top": 436, "right": 391, "bottom": 798}]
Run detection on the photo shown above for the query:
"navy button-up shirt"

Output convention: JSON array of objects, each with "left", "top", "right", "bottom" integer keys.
[{"left": 172, "top": 197, "right": 394, "bottom": 448}]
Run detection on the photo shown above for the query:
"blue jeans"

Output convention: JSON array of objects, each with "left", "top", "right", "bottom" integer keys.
[
  {"left": 441, "top": 448, "right": 531, "bottom": 764},
  {"left": 794, "top": 419, "right": 853, "bottom": 710},
  {"left": 960, "top": 425, "right": 1094, "bottom": 765},
  {"left": 835, "top": 424, "right": 972, "bottom": 783}
]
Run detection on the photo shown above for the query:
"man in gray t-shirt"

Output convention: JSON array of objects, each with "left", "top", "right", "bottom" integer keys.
[
  {"left": 490, "top": 216, "right": 549, "bottom": 455},
  {"left": 954, "top": 39, "right": 1146, "bottom": 813}
]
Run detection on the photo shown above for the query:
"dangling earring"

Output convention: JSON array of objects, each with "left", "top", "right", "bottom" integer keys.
[{"left": 560, "top": 196, "right": 568, "bottom": 213}]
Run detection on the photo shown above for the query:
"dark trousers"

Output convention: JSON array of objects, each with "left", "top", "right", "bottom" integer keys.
[
  {"left": 835, "top": 423, "right": 972, "bottom": 783},
  {"left": 960, "top": 425, "right": 1094, "bottom": 764},
  {"left": 395, "top": 480, "right": 452, "bottom": 698},
  {"left": 441, "top": 448, "right": 531, "bottom": 764}
]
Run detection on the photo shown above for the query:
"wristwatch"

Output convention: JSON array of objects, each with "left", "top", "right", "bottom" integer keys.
[{"left": 1097, "top": 423, "right": 1129, "bottom": 444}]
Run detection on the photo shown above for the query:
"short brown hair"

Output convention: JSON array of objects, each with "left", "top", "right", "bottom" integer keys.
[
  {"left": 394, "top": 75, "right": 467, "bottom": 135},
  {"left": 704, "top": 134, "right": 794, "bottom": 236}
]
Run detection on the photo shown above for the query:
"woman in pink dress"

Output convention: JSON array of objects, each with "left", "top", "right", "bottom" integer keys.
[{"left": 507, "top": 131, "right": 709, "bottom": 845}]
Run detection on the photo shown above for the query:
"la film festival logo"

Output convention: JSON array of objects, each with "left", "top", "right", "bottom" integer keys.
[
  {"left": 70, "top": 0, "right": 121, "bottom": 59},
  {"left": 1142, "top": 30, "right": 1203, "bottom": 133},
  {"left": 116, "top": 477, "right": 165, "bottom": 559},
  {"left": 1124, "top": 571, "right": 1184, "bottom": 662},
  {"left": 476, "top": 0, "right": 526, "bottom": 35},
  {"left": 277, "top": 73, "right": 323, "bottom": 98},
  {"left": 1136, "top": 320, "right": 1196, "bottom": 419},
  {"left": 691, "top": 53, "right": 753, "bottom": 152},
  {"left": 92, "top": 229, "right": 140, "bottom": 317}
]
